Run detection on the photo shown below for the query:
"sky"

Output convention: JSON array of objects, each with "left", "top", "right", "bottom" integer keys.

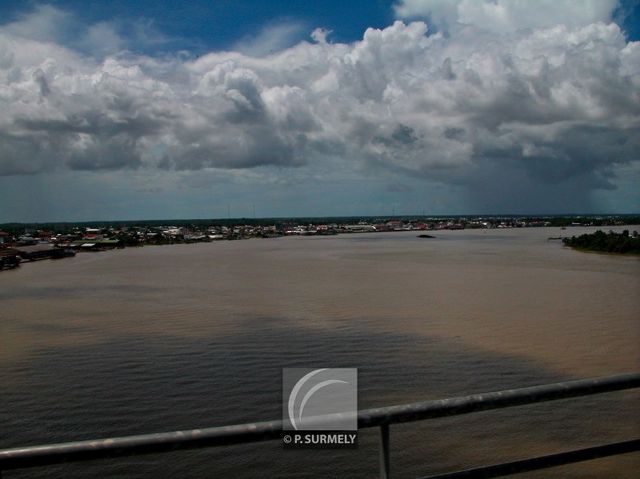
[{"left": 0, "top": 0, "right": 639, "bottom": 222}]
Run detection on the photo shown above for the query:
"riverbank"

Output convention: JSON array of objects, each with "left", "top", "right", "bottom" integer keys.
[{"left": 563, "top": 230, "right": 640, "bottom": 255}]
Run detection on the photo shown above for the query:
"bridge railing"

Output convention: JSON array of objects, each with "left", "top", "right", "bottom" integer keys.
[{"left": 1, "top": 372, "right": 639, "bottom": 478}]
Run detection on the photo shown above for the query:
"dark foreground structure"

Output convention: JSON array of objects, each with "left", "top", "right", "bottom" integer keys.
[{"left": 1, "top": 373, "right": 638, "bottom": 478}]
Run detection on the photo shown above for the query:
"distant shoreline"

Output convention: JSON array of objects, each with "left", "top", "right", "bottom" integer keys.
[
  {"left": 2, "top": 214, "right": 640, "bottom": 230},
  {"left": 3, "top": 214, "right": 640, "bottom": 270},
  {"left": 562, "top": 229, "right": 640, "bottom": 256}
]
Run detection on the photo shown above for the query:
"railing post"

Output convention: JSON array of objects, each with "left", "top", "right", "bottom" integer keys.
[{"left": 380, "top": 423, "right": 390, "bottom": 479}]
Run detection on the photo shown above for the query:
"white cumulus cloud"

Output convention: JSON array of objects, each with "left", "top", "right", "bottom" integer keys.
[
  {"left": 394, "top": 0, "right": 619, "bottom": 34},
  {"left": 0, "top": 3, "right": 639, "bottom": 210}
]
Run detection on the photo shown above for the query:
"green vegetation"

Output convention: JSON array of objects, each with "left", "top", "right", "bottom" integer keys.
[{"left": 563, "top": 230, "right": 640, "bottom": 255}]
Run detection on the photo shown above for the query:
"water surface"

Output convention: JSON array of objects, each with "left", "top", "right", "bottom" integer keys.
[{"left": 1, "top": 227, "right": 639, "bottom": 478}]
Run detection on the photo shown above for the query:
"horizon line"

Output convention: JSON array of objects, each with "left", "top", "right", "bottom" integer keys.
[{"left": 2, "top": 213, "right": 640, "bottom": 226}]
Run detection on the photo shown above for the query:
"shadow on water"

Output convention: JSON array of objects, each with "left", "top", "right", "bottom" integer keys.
[
  {"left": 1, "top": 316, "right": 638, "bottom": 478},
  {"left": 0, "top": 284, "right": 163, "bottom": 302}
]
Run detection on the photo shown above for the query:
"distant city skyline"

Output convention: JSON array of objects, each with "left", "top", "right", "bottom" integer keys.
[{"left": 1, "top": 1, "right": 639, "bottom": 222}]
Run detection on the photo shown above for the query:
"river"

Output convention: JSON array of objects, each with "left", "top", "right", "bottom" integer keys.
[{"left": 1, "top": 226, "right": 638, "bottom": 478}]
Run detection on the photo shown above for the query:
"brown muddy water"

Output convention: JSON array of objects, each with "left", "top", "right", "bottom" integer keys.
[{"left": 1, "top": 227, "right": 639, "bottom": 478}]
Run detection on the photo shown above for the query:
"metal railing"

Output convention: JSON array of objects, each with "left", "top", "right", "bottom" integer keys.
[{"left": 1, "top": 372, "right": 639, "bottom": 478}]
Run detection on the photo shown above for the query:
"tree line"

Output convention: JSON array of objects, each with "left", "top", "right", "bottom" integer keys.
[{"left": 563, "top": 230, "right": 640, "bottom": 255}]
